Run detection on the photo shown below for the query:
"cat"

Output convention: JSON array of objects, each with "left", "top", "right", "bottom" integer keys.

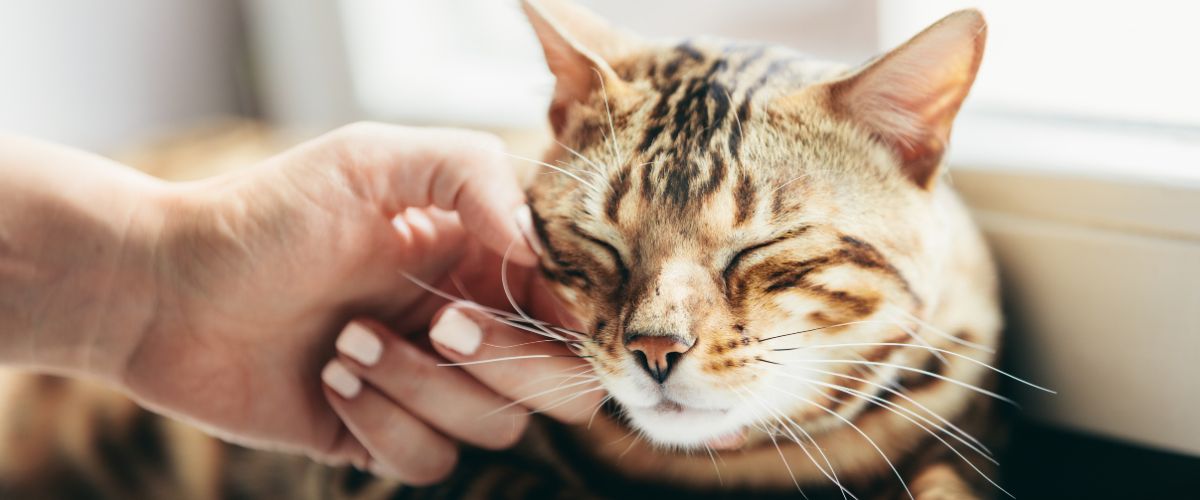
[
  {"left": 0, "top": 1, "right": 1015, "bottom": 499},
  {"left": 516, "top": 0, "right": 1006, "bottom": 497}
]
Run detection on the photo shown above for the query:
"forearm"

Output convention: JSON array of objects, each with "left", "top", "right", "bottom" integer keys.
[{"left": 0, "top": 135, "right": 168, "bottom": 382}]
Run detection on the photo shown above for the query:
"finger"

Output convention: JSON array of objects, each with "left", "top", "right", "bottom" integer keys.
[
  {"left": 321, "top": 360, "right": 458, "bottom": 486},
  {"left": 333, "top": 321, "right": 529, "bottom": 449},
  {"left": 427, "top": 306, "right": 605, "bottom": 424},
  {"left": 310, "top": 425, "right": 371, "bottom": 470},
  {"left": 375, "top": 207, "right": 471, "bottom": 325},
  {"left": 388, "top": 223, "right": 537, "bottom": 335},
  {"left": 326, "top": 122, "right": 539, "bottom": 266}
]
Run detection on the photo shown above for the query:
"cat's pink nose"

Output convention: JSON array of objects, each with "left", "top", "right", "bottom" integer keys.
[{"left": 625, "top": 334, "right": 694, "bottom": 384}]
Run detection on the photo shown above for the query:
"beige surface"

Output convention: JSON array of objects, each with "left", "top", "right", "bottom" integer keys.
[{"left": 117, "top": 120, "right": 551, "bottom": 183}]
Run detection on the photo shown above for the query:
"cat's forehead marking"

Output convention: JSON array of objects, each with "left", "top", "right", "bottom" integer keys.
[
  {"left": 625, "top": 42, "right": 793, "bottom": 208},
  {"left": 551, "top": 39, "right": 860, "bottom": 271},
  {"left": 591, "top": 40, "right": 845, "bottom": 232}
]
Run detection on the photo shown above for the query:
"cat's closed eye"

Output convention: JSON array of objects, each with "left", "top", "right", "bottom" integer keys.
[
  {"left": 722, "top": 225, "right": 812, "bottom": 281},
  {"left": 571, "top": 228, "right": 626, "bottom": 277}
]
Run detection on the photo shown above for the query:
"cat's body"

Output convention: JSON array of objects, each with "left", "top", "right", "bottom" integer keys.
[{"left": 0, "top": 2, "right": 1006, "bottom": 499}]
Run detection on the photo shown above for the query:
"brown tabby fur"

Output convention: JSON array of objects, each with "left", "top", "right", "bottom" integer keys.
[{"left": 0, "top": 2, "right": 1005, "bottom": 499}]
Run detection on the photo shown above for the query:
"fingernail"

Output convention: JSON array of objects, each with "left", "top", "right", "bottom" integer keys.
[
  {"left": 336, "top": 322, "right": 383, "bottom": 366},
  {"left": 322, "top": 360, "right": 361, "bottom": 398},
  {"left": 513, "top": 204, "right": 544, "bottom": 257},
  {"left": 430, "top": 307, "right": 482, "bottom": 356}
]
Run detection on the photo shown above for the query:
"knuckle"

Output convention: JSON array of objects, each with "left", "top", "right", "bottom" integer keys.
[
  {"left": 389, "top": 344, "right": 436, "bottom": 400},
  {"left": 397, "top": 447, "right": 458, "bottom": 486},
  {"left": 334, "top": 120, "right": 386, "bottom": 140},
  {"left": 482, "top": 412, "right": 530, "bottom": 450},
  {"left": 453, "top": 131, "right": 507, "bottom": 166},
  {"left": 454, "top": 129, "right": 504, "bottom": 150},
  {"left": 326, "top": 121, "right": 394, "bottom": 157}
]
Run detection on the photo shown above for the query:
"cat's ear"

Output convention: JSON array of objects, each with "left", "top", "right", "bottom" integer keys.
[
  {"left": 522, "top": 0, "right": 636, "bottom": 134},
  {"left": 816, "top": 9, "right": 986, "bottom": 189}
]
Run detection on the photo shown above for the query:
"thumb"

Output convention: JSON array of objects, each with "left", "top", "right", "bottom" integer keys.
[{"left": 325, "top": 122, "right": 540, "bottom": 266}]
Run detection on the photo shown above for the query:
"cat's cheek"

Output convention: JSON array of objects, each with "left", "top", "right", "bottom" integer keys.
[
  {"left": 753, "top": 369, "right": 831, "bottom": 426},
  {"left": 544, "top": 281, "right": 595, "bottom": 323},
  {"left": 556, "top": 285, "right": 580, "bottom": 305}
]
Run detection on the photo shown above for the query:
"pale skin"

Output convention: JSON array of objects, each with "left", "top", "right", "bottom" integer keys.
[{"left": 0, "top": 122, "right": 603, "bottom": 485}]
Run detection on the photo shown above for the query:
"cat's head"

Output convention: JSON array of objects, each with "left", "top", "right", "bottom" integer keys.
[{"left": 523, "top": 0, "right": 986, "bottom": 448}]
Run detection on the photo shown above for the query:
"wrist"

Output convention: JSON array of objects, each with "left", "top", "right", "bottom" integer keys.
[
  {"left": 54, "top": 177, "right": 177, "bottom": 384},
  {"left": 99, "top": 180, "right": 177, "bottom": 382},
  {"left": 0, "top": 137, "right": 177, "bottom": 383}
]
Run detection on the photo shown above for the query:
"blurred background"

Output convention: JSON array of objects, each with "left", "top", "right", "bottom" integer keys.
[{"left": 2, "top": 0, "right": 1198, "bottom": 496}]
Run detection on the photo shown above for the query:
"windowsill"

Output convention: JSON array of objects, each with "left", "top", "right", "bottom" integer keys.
[
  {"left": 949, "top": 112, "right": 1200, "bottom": 241},
  {"left": 951, "top": 112, "right": 1200, "bottom": 184}
]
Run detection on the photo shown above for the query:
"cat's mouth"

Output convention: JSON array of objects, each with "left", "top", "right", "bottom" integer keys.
[
  {"left": 649, "top": 400, "right": 712, "bottom": 414},
  {"left": 624, "top": 399, "right": 748, "bottom": 450}
]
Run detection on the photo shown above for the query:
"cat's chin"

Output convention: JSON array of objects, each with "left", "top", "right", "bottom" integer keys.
[{"left": 623, "top": 401, "right": 747, "bottom": 450}]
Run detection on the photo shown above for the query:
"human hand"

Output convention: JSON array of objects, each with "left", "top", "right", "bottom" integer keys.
[{"left": 110, "top": 123, "right": 602, "bottom": 483}]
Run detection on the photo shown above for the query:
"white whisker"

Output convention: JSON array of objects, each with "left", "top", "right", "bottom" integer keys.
[
  {"left": 500, "top": 241, "right": 586, "bottom": 346},
  {"left": 890, "top": 316, "right": 949, "bottom": 364},
  {"left": 490, "top": 315, "right": 584, "bottom": 343},
  {"left": 534, "top": 385, "right": 608, "bottom": 419},
  {"left": 588, "top": 394, "right": 614, "bottom": 429},
  {"left": 776, "top": 371, "right": 995, "bottom": 464},
  {"left": 793, "top": 365, "right": 991, "bottom": 455},
  {"left": 555, "top": 139, "right": 607, "bottom": 175},
  {"left": 703, "top": 444, "right": 725, "bottom": 486},
  {"left": 740, "top": 387, "right": 855, "bottom": 500},
  {"left": 593, "top": 68, "right": 624, "bottom": 168},
  {"left": 733, "top": 390, "right": 807, "bottom": 498},
  {"left": 482, "top": 338, "right": 583, "bottom": 349},
  {"left": 399, "top": 271, "right": 584, "bottom": 340},
  {"left": 555, "top": 158, "right": 606, "bottom": 185},
  {"left": 782, "top": 343, "right": 1054, "bottom": 394},
  {"left": 448, "top": 272, "right": 477, "bottom": 303},
  {"left": 759, "top": 320, "right": 906, "bottom": 343},
  {"left": 501, "top": 151, "right": 602, "bottom": 193},
  {"left": 887, "top": 304, "right": 995, "bottom": 353},
  {"left": 724, "top": 87, "right": 745, "bottom": 139},
  {"left": 438, "top": 354, "right": 556, "bottom": 367},
  {"left": 768, "top": 386, "right": 915, "bottom": 500},
  {"left": 783, "top": 374, "right": 1012, "bottom": 498},
  {"left": 784, "top": 359, "right": 1019, "bottom": 405},
  {"left": 617, "top": 432, "right": 642, "bottom": 461},
  {"left": 771, "top": 173, "right": 810, "bottom": 195},
  {"left": 483, "top": 377, "right": 601, "bottom": 418},
  {"left": 606, "top": 428, "right": 638, "bottom": 448}
]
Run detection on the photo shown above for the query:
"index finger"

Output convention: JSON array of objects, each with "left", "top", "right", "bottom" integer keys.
[{"left": 324, "top": 122, "right": 539, "bottom": 266}]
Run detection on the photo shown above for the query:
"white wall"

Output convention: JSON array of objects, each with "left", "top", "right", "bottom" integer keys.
[{"left": 0, "top": 0, "right": 247, "bottom": 152}]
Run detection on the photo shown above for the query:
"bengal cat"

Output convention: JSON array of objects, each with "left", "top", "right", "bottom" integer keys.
[
  {"left": 513, "top": 0, "right": 1013, "bottom": 497},
  {"left": 0, "top": 1, "right": 1036, "bottom": 498}
]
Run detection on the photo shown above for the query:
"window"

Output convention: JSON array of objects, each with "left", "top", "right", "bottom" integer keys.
[
  {"left": 881, "top": 0, "right": 1200, "bottom": 128},
  {"left": 335, "top": 0, "right": 880, "bottom": 127}
]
